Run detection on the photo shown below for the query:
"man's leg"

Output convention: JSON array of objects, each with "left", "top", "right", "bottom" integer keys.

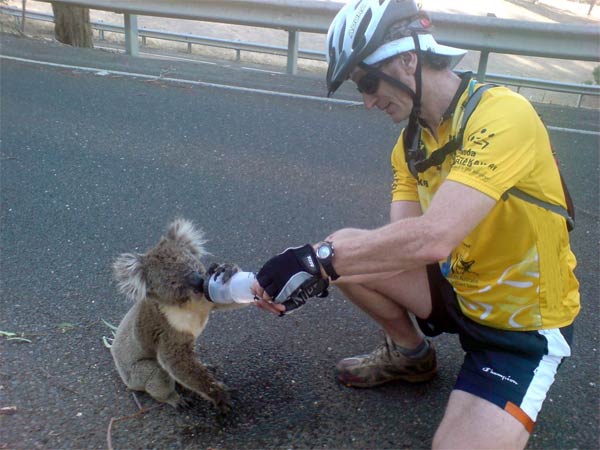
[
  {"left": 432, "top": 324, "right": 572, "bottom": 449},
  {"left": 336, "top": 267, "right": 432, "bottom": 347},
  {"left": 433, "top": 390, "right": 530, "bottom": 450}
]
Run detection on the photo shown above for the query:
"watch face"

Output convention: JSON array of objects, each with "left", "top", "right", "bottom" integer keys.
[{"left": 317, "top": 245, "right": 332, "bottom": 259}]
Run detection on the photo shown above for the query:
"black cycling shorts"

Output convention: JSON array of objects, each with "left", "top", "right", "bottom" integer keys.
[{"left": 416, "top": 264, "right": 573, "bottom": 433}]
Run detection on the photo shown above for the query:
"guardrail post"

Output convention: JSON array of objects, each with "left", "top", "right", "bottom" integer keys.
[
  {"left": 287, "top": 30, "right": 299, "bottom": 75},
  {"left": 477, "top": 50, "right": 490, "bottom": 82},
  {"left": 124, "top": 13, "right": 139, "bottom": 57}
]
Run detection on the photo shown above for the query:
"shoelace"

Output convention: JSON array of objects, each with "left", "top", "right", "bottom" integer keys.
[{"left": 364, "top": 336, "right": 396, "bottom": 363}]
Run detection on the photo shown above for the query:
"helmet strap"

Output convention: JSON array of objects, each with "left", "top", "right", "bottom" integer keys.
[
  {"left": 402, "top": 32, "right": 424, "bottom": 177},
  {"left": 410, "top": 31, "right": 423, "bottom": 116}
]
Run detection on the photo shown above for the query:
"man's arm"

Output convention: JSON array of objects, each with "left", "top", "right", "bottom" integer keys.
[
  {"left": 328, "top": 180, "right": 496, "bottom": 276},
  {"left": 251, "top": 182, "right": 494, "bottom": 309},
  {"left": 251, "top": 201, "right": 423, "bottom": 310},
  {"left": 325, "top": 200, "right": 422, "bottom": 285},
  {"left": 390, "top": 200, "right": 422, "bottom": 223}
]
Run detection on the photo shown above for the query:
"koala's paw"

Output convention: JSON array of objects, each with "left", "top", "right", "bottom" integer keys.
[
  {"left": 207, "top": 263, "right": 239, "bottom": 284},
  {"left": 164, "top": 391, "right": 185, "bottom": 409},
  {"left": 209, "top": 381, "right": 232, "bottom": 415}
]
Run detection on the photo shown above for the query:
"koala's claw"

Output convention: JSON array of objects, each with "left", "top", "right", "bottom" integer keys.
[
  {"left": 207, "top": 263, "right": 239, "bottom": 284},
  {"left": 216, "top": 400, "right": 232, "bottom": 416},
  {"left": 204, "top": 363, "right": 219, "bottom": 375},
  {"left": 176, "top": 395, "right": 195, "bottom": 410},
  {"left": 226, "top": 388, "right": 239, "bottom": 401},
  {"left": 210, "top": 382, "right": 232, "bottom": 415}
]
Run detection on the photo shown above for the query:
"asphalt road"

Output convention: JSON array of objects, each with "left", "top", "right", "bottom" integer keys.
[{"left": 0, "top": 34, "right": 598, "bottom": 450}]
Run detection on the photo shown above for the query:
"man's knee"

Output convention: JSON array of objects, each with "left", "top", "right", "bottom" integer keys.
[{"left": 433, "top": 390, "right": 530, "bottom": 450}]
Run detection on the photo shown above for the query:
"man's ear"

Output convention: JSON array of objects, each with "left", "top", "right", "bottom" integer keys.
[
  {"left": 384, "top": 52, "right": 417, "bottom": 76},
  {"left": 400, "top": 51, "right": 418, "bottom": 74}
]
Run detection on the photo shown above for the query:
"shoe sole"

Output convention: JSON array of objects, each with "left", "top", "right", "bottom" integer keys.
[{"left": 337, "top": 367, "right": 438, "bottom": 388}]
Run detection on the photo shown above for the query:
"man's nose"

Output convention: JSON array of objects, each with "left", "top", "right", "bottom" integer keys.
[{"left": 362, "top": 93, "right": 378, "bottom": 110}]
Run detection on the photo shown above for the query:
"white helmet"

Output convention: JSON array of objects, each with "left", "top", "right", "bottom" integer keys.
[{"left": 325, "top": 0, "right": 466, "bottom": 96}]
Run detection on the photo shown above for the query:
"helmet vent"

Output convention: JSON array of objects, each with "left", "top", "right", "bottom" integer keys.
[
  {"left": 338, "top": 21, "right": 346, "bottom": 52},
  {"left": 328, "top": 33, "right": 334, "bottom": 58},
  {"left": 352, "top": 9, "right": 372, "bottom": 50},
  {"left": 328, "top": 43, "right": 336, "bottom": 69}
]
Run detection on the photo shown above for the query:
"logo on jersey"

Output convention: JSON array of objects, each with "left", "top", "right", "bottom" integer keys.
[
  {"left": 451, "top": 255, "right": 476, "bottom": 275},
  {"left": 468, "top": 128, "right": 496, "bottom": 149}
]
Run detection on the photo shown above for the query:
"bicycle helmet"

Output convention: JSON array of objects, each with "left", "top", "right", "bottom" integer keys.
[{"left": 325, "top": 0, "right": 466, "bottom": 97}]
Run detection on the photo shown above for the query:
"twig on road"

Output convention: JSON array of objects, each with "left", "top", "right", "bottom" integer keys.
[
  {"left": 0, "top": 406, "right": 18, "bottom": 415},
  {"left": 131, "top": 392, "right": 143, "bottom": 411},
  {"left": 106, "top": 398, "right": 161, "bottom": 450},
  {"left": 0, "top": 153, "right": 20, "bottom": 161},
  {"left": 39, "top": 367, "right": 81, "bottom": 396}
]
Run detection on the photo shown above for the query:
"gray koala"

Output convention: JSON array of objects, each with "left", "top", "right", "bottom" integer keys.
[{"left": 110, "top": 218, "right": 247, "bottom": 413}]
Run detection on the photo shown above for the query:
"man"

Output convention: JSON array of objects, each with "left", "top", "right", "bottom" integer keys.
[{"left": 252, "top": 0, "right": 580, "bottom": 448}]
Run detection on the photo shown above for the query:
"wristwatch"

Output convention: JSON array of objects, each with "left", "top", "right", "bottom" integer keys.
[{"left": 315, "top": 241, "right": 340, "bottom": 281}]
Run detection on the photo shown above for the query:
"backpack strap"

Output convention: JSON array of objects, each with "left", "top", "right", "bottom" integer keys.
[
  {"left": 558, "top": 168, "right": 576, "bottom": 230},
  {"left": 411, "top": 84, "right": 496, "bottom": 175},
  {"left": 502, "top": 187, "right": 574, "bottom": 231},
  {"left": 404, "top": 114, "right": 424, "bottom": 179},
  {"left": 459, "top": 84, "right": 496, "bottom": 136}
]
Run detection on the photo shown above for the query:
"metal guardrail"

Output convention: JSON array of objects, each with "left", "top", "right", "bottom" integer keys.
[
  {"left": 3, "top": 3, "right": 599, "bottom": 103},
  {"left": 0, "top": 7, "right": 324, "bottom": 62},
  {"left": 27, "top": 0, "right": 600, "bottom": 59}
]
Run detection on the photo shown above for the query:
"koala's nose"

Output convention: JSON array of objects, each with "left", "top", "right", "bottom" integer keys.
[{"left": 186, "top": 271, "right": 204, "bottom": 293}]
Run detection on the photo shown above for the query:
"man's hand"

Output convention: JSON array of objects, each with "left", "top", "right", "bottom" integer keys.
[
  {"left": 255, "top": 244, "right": 322, "bottom": 300},
  {"left": 252, "top": 244, "right": 328, "bottom": 315}
]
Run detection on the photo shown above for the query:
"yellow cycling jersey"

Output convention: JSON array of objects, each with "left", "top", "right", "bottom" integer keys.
[{"left": 391, "top": 80, "right": 580, "bottom": 331}]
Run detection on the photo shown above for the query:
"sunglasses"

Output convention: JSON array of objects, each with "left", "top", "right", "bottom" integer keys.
[
  {"left": 355, "top": 62, "right": 417, "bottom": 100},
  {"left": 355, "top": 69, "right": 381, "bottom": 95},
  {"left": 354, "top": 63, "right": 403, "bottom": 95}
]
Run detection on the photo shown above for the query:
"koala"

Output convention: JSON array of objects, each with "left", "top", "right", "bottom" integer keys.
[{"left": 110, "top": 218, "right": 247, "bottom": 413}]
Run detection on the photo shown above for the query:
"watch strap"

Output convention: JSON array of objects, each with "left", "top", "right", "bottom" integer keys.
[{"left": 319, "top": 241, "right": 340, "bottom": 281}]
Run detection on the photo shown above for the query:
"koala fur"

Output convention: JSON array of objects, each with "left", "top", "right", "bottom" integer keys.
[{"left": 111, "top": 219, "right": 247, "bottom": 413}]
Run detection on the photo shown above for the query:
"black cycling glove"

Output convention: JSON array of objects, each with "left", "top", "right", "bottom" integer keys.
[
  {"left": 256, "top": 244, "right": 329, "bottom": 314},
  {"left": 277, "top": 276, "right": 330, "bottom": 316}
]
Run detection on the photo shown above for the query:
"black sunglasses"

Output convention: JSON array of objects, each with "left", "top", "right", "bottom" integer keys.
[
  {"left": 355, "top": 70, "right": 381, "bottom": 95},
  {"left": 355, "top": 63, "right": 403, "bottom": 95},
  {"left": 355, "top": 62, "right": 417, "bottom": 100}
]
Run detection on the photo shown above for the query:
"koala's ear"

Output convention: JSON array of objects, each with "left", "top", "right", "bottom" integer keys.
[
  {"left": 166, "top": 218, "right": 208, "bottom": 259},
  {"left": 113, "top": 253, "right": 147, "bottom": 302}
]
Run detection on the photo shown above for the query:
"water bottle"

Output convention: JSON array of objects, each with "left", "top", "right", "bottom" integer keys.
[{"left": 205, "top": 271, "right": 257, "bottom": 304}]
